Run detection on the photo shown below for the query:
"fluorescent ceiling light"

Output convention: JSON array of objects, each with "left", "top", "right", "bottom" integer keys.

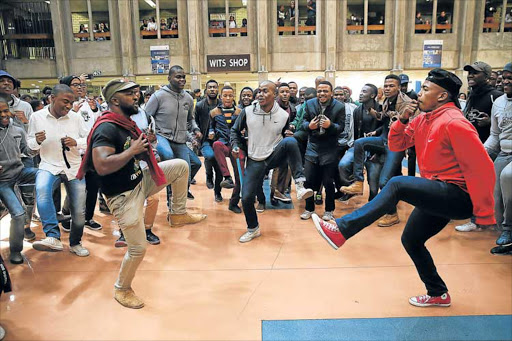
[{"left": 144, "top": 0, "right": 156, "bottom": 8}]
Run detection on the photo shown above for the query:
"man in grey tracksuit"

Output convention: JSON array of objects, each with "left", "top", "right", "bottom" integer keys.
[
  {"left": 144, "top": 65, "right": 202, "bottom": 205},
  {"left": 485, "top": 62, "right": 512, "bottom": 252},
  {"left": 230, "top": 81, "right": 313, "bottom": 243}
]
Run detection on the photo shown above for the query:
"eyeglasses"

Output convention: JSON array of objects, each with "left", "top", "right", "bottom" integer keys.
[{"left": 70, "top": 83, "right": 86, "bottom": 88}]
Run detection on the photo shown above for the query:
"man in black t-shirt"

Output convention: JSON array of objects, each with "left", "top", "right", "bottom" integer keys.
[{"left": 86, "top": 79, "right": 206, "bottom": 309}]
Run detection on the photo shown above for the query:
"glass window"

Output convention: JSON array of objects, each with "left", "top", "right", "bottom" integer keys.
[
  {"left": 347, "top": 0, "right": 364, "bottom": 34},
  {"left": 139, "top": 0, "right": 157, "bottom": 39},
  {"left": 368, "top": 0, "right": 385, "bottom": 34},
  {"left": 71, "top": 0, "right": 91, "bottom": 41},
  {"left": 415, "top": 0, "right": 433, "bottom": 34},
  {"left": 208, "top": 0, "right": 226, "bottom": 37},
  {"left": 506, "top": 3, "right": 512, "bottom": 32},
  {"left": 160, "top": 0, "right": 179, "bottom": 38},
  {"left": 299, "top": 0, "right": 316, "bottom": 35},
  {"left": 228, "top": 0, "right": 248, "bottom": 37},
  {"left": 91, "top": 0, "right": 110, "bottom": 41},
  {"left": 484, "top": 0, "right": 504, "bottom": 32},
  {"left": 0, "top": 0, "right": 54, "bottom": 59},
  {"left": 277, "top": 0, "right": 294, "bottom": 35},
  {"left": 435, "top": 0, "right": 453, "bottom": 33}
]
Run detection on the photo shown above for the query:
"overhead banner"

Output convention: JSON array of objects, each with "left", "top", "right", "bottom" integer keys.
[
  {"left": 423, "top": 40, "right": 443, "bottom": 68},
  {"left": 207, "top": 54, "right": 251, "bottom": 72},
  {"left": 150, "top": 45, "right": 170, "bottom": 74}
]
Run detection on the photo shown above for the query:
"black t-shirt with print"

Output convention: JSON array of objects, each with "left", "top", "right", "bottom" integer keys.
[{"left": 91, "top": 122, "right": 143, "bottom": 196}]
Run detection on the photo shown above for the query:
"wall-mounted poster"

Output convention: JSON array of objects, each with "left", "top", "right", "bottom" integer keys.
[
  {"left": 423, "top": 40, "right": 443, "bottom": 68},
  {"left": 150, "top": 45, "right": 170, "bottom": 74}
]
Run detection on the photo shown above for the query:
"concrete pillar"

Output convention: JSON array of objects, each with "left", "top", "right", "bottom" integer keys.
[
  {"left": 51, "top": 0, "right": 70, "bottom": 78},
  {"left": 118, "top": 0, "right": 136, "bottom": 77},
  {"left": 255, "top": 0, "right": 269, "bottom": 75},
  {"left": 187, "top": 0, "right": 202, "bottom": 88},
  {"left": 455, "top": 0, "right": 477, "bottom": 90},
  {"left": 324, "top": 0, "right": 337, "bottom": 85},
  {"left": 391, "top": 0, "right": 406, "bottom": 73}
]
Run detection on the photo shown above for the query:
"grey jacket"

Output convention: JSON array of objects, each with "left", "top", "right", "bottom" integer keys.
[
  {"left": 484, "top": 94, "right": 512, "bottom": 155},
  {"left": 0, "top": 123, "right": 35, "bottom": 181},
  {"left": 145, "top": 85, "right": 199, "bottom": 144}
]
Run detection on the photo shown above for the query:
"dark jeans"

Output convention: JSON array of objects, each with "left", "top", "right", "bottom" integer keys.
[
  {"left": 293, "top": 130, "right": 308, "bottom": 164},
  {"left": 365, "top": 157, "right": 384, "bottom": 201},
  {"left": 242, "top": 137, "right": 306, "bottom": 230},
  {"left": 85, "top": 171, "right": 101, "bottom": 221},
  {"left": 305, "top": 161, "right": 337, "bottom": 212},
  {"left": 353, "top": 136, "right": 404, "bottom": 214},
  {"left": 336, "top": 176, "right": 473, "bottom": 296},
  {"left": 201, "top": 141, "right": 222, "bottom": 195},
  {"left": 407, "top": 147, "right": 417, "bottom": 177}
]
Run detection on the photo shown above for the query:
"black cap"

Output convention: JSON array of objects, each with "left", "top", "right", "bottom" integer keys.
[
  {"left": 426, "top": 68, "right": 463, "bottom": 109},
  {"left": 398, "top": 74, "right": 409, "bottom": 84},
  {"left": 60, "top": 75, "right": 80, "bottom": 86}
]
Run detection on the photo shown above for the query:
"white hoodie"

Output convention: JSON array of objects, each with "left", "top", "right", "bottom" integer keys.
[{"left": 9, "top": 94, "right": 33, "bottom": 131}]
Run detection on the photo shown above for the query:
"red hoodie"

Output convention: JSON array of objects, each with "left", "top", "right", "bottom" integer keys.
[{"left": 388, "top": 102, "right": 495, "bottom": 225}]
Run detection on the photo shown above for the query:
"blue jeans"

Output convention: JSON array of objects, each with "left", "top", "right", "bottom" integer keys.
[
  {"left": 0, "top": 168, "right": 38, "bottom": 253},
  {"left": 365, "top": 156, "right": 384, "bottom": 201},
  {"left": 201, "top": 141, "right": 223, "bottom": 194},
  {"left": 336, "top": 176, "right": 473, "bottom": 296},
  {"left": 157, "top": 135, "right": 202, "bottom": 204},
  {"left": 494, "top": 152, "right": 512, "bottom": 232},
  {"left": 338, "top": 147, "right": 354, "bottom": 186},
  {"left": 36, "top": 170, "right": 86, "bottom": 246},
  {"left": 242, "top": 137, "right": 306, "bottom": 230}
]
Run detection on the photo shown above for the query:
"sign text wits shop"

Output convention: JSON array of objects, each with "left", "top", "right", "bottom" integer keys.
[{"left": 207, "top": 54, "right": 251, "bottom": 72}]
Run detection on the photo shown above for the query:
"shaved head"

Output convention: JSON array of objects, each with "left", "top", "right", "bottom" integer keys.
[{"left": 260, "top": 80, "right": 277, "bottom": 95}]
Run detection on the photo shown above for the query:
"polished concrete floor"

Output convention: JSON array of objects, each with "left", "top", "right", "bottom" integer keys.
[{"left": 1, "top": 167, "right": 511, "bottom": 341}]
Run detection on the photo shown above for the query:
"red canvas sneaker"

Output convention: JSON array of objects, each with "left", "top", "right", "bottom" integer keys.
[
  {"left": 312, "top": 214, "right": 346, "bottom": 250},
  {"left": 409, "top": 293, "right": 451, "bottom": 307}
]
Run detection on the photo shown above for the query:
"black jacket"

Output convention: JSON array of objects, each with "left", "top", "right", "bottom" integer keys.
[
  {"left": 464, "top": 84, "right": 503, "bottom": 142},
  {"left": 194, "top": 98, "right": 219, "bottom": 144},
  {"left": 303, "top": 98, "right": 345, "bottom": 165},
  {"left": 353, "top": 102, "right": 382, "bottom": 140}
]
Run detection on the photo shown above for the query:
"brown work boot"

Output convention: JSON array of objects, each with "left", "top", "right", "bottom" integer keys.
[
  {"left": 114, "top": 288, "right": 145, "bottom": 309},
  {"left": 377, "top": 213, "right": 400, "bottom": 227},
  {"left": 340, "top": 181, "right": 364, "bottom": 195},
  {"left": 167, "top": 212, "right": 207, "bottom": 227}
]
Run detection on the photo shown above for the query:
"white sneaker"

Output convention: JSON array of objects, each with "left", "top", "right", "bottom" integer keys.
[
  {"left": 322, "top": 211, "right": 335, "bottom": 221},
  {"left": 70, "top": 242, "right": 90, "bottom": 257},
  {"left": 300, "top": 210, "right": 314, "bottom": 220},
  {"left": 32, "top": 237, "right": 63, "bottom": 252},
  {"left": 239, "top": 228, "right": 261, "bottom": 243},
  {"left": 296, "top": 182, "right": 314, "bottom": 201},
  {"left": 455, "top": 221, "right": 479, "bottom": 232}
]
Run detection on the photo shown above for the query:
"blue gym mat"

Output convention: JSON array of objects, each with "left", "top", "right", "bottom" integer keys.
[
  {"left": 261, "top": 178, "right": 294, "bottom": 210},
  {"left": 262, "top": 315, "right": 512, "bottom": 341}
]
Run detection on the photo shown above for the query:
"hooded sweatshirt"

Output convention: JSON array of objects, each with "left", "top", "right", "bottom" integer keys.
[
  {"left": 484, "top": 93, "right": 512, "bottom": 155},
  {"left": 230, "top": 101, "right": 289, "bottom": 161},
  {"left": 144, "top": 85, "right": 199, "bottom": 144},
  {"left": 0, "top": 123, "right": 35, "bottom": 182},
  {"left": 464, "top": 84, "right": 503, "bottom": 142},
  {"left": 9, "top": 95, "right": 33, "bottom": 131}
]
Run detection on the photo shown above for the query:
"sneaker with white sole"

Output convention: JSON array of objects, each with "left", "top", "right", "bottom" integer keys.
[
  {"left": 408, "top": 293, "right": 451, "bottom": 307},
  {"left": 296, "top": 182, "right": 314, "bottom": 201},
  {"left": 239, "top": 227, "right": 261, "bottom": 243},
  {"left": 300, "top": 210, "right": 314, "bottom": 220},
  {"left": 85, "top": 219, "right": 102, "bottom": 230},
  {"left": 70, "top": 243, "right": 90, "bottom": 257},
  {"left": 322, "top": 211, "right": 335, "bottom": 221},
  {"left": 455, "top": 221, "right": 480, "bottom": 232},
  {"left": 32, "top": 237, "right": 63, "bottom": 252}
]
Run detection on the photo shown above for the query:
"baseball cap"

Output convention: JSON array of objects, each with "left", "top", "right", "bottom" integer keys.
[
  {"left": 399, "top": 74, "right": 410, "bottom": 84},
  {"left": 503, "top": 62, "right": 512, "bottom": 73},
  {"left": 0, "top": 70, "right": 16, "bottom": 84},
  {"left": 102, "top": 78, "right": 139, "bottom": 103},
  {"left": 426, "top": 68, "right": 463, "bottom": 109},
  {"left": 463, "top": 61, "right": 492, "bottom": 77}
]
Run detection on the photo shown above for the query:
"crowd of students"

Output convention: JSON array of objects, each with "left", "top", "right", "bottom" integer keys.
[{"left": 0, "top": 60, "right": 510, "bottom": 313}]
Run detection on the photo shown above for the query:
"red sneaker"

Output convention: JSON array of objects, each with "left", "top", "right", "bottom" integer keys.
[
  {"left": 409, "top": 293, "right": 451, "bottom": 307},
  {"left": 312, "top": 214, "right": 346, "bottom": 250}
]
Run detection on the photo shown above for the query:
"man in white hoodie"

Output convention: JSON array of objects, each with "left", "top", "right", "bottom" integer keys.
[{"left": 230, "top": 81, "right": 313, "bottom": 243}]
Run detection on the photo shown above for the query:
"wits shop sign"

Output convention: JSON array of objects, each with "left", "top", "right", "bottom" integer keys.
[{"left": 207, "top": 54, "right": 251, "bottom": 72}]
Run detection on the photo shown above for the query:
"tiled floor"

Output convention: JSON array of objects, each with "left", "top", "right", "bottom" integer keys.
[{"left": 1, "top": 167, "right": 511, "bottom": 341}]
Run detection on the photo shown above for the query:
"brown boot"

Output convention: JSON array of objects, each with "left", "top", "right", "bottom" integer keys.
[
  {"left": 340, "top": 181, "right": 364, "bottom": 195},
  {"left": 167, "top": 212, "right": 207, "bottom": 227},
  {"left": 377, "top": 213, "right": 400, "bottom": 227},
  {"left": 114, "top": 288, "right": 144, "bottom": 309}
]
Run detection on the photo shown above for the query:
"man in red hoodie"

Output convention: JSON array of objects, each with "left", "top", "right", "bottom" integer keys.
[{"left": 311, "top": 69, "right": 496, "bottom": 307}]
